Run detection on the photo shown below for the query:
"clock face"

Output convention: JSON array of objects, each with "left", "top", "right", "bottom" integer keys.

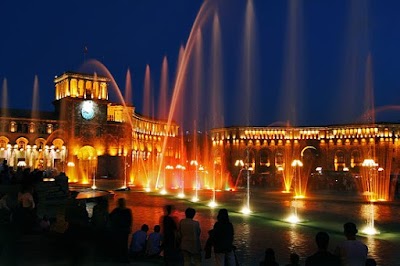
[{"left": 81, "top": 101, "right": 95, "bottom": 120}]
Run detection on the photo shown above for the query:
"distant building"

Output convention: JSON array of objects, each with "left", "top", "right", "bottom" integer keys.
[{"left": 210, "top": 125, "right": 400, "bottom": 200}]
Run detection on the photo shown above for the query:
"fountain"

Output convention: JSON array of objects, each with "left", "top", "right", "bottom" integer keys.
[
  {"left": 176, "top": 164, "right": 186, "bottom": 198},
  {"left": 190, "top": 159, "right": 199, "bottom": 202},
  {"left": 360, "top": 158, "right": 380, "bottom": 235},
  {"left": 286, "top": 159, "right": 303, "bottom": 224},
  {"left": 240, "top": 149, "right": 252, "bottom": 214}
]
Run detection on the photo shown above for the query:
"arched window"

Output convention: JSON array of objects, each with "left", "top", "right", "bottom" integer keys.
[
  {"left": 259, "top": 149, "right": 270, "bottom": 167},
  {"left": 18, "top": 140, "right": 26, "bottom": 150}
]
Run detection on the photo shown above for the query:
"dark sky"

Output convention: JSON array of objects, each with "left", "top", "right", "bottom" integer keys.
[{"left": 1, "top": 0, "right": 400, "bottom": 130}]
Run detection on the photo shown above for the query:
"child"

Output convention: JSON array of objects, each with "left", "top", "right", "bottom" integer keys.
[{"left": 146, "top": 225, "right": 162, "bottom": 257}]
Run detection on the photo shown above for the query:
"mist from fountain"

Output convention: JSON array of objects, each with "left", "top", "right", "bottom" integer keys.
[
  {"left": 1, "top": 78, "right": 8, "bottom": 118},
  {"left": 31, "top": 75, "right": 40, "bottom": 120},
  {"left": 158, "top": 56, "right": 169, "bottom": 121},
  {"left": 124, "top": 68, "right": 133, "bottom": 106}
]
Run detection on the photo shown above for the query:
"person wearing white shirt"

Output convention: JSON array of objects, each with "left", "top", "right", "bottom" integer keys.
[{"left": 335, "top": 222, "right": 368, "bottom": 266}]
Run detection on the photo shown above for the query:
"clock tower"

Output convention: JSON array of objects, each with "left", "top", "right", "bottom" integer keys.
[{"left": 53, "top": 71, "right": 109, "bottom": 124}]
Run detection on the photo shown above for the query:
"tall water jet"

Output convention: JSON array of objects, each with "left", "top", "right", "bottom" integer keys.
[
  {"left": 237, "top": 0, "right": 258, "bottom": 213},
  {"left": 177, "top": 128, "right": 186, "bottom": 198},
  {"left": 278, "top": 0, "right": 305, "bottom": 197},
  {"left": 208, "top": 12, "right": 224, "bottom": 207},
  {"left": 241, "top": 148, "right": 252, "bottom": 214},
  {"left": 338, "top": 0, "right": 369, "bottom": 123},
  {"left": 1, "top": 78, "right": 8, "bottom": 118},
  {"left": 359, "top": 54, "right": 380, "bottom": 235},
  {"left": 280, "top": 0, "right": 304, "bottom": 126},
  {"left": 286, "top": 159, "right": 303, "bottom": 224},
  {"left": 241, "top": 0, "right": 258, "bottom": 126},
  {"left": 158, "top": 56, "right": 169, "bottom": 121},
  {"left": 155, "top": 45, "right": 185, "bottom": 193},
  {"left": 142, "top": 64, "right": 158, "bottom": 190},
  {"left": 31, "top": 75, "right": 40, "bottom": 119},
  {"left": 158, "top": 0, "right": 217, "bottom": 197},
  {"left": 143, "top": 65, "right": 152, "bottom": 118},
  {"left": 124, "top": 68, "right": 133, "bottom": 106},
  {"left": 191, "top": 30, "right": 203, "bottom": 202}
]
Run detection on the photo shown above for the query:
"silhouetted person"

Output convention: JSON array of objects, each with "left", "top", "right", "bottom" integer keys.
[
  {"left": 91, "top": 197, "right": 110, "bottom": 260},
  {"left": 365, "top": 258, "right": 377, "bottom": 266},
  {"left": 204, "top": 229, "right": 213, "bottom": 260},
  {"left": 179, "top": 207, "right": 201, "bottom": 266},
  {"left": 335, "top": 222, "right": 368, "bottom": 266},
  {"left": 160, "top": 204, "right": 180, "bottom": 265},
  {"left": 305, "top": 231, "right": 340, "bottom": 266},
  {"left": 260, "top": 248, "right": 279, "bottom": 266},
  {"left": 213, "top": 208, "right": 235, "bottom": 266},
  {"left": 16, "top": 184, "right": 36, "bottom": 233},
  {"left": 286, "top": 252, "right": 300, "bottom": 266},
  {"left": 64, "top": 192, "right": 89, "bottom": 265},
  {"left": 130, "top": 224, "right": 149, "bottom": 258},
  {"left": 146, "top": 225, "right": 162, "bottom": 257},
  {"left": 109, "top": 198, "right": 132, "bottom": 263}
]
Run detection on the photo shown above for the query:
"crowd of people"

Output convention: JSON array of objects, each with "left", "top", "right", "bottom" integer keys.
[
  {"left": 63, "top": 192, "right": 376, "bottom": 266},
  {"left": 0, "top": 158, "right": 380, "bottom": 265},
  {"left": 259, "top": 222, "right": 375, "bottom": 266},
  {"left": 62, "top": 194, "right": 239, "bottom": 265}
]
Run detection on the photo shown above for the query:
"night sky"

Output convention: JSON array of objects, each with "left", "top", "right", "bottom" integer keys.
[{"left": 1, "top": 0, "right": 400, "bottom": 130}]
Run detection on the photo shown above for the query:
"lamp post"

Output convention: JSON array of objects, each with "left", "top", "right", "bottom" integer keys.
[{"left": 190, "top": 160, "right": 199, "bottom": 202}]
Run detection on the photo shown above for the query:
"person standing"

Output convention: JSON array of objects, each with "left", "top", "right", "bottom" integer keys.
[
  {"left": 178, "top": 207, "right": 201, "bottom": 266},
  {"left": 305, "top": 231, "right": 340, "bottom": 266},
  {"left": 160, "top": 204, "right": 180, "bottom": 265},
  {"left": 213, "top": 208, "right": 236, "bottom": 266},
  {"left": 334, "top": 222, "right": 368, "bottom": 266},
  {"left": 259, "top": 248, "right": 279, "bottom": 266},
  {"left": 109, "top": 198, "right": 132, "bottom": 263},
  {"left": 91, "top": 197, "right": 110, "bottom": 260}
]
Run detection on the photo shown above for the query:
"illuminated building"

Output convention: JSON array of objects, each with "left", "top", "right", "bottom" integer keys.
[
  {"left": 0, "top": 71, "right": 180, "bottom": 185},
  {"left": 211, "top": 125, "right": 400, "bottom": 200}
]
